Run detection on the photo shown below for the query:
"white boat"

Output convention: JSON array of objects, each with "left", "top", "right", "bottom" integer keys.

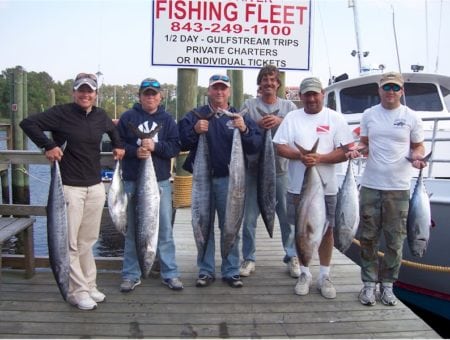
[{"left": 324, "top": 72, "right": 450, "bottom": 322}]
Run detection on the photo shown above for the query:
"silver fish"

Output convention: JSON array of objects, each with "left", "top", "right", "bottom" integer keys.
[
  {"left": 295, "top": 139, "right": 327, "bottom": 266},
  {"left": 334, "top": 159, "right": 360, "bottom": 253},
  {"left": 256, "top": 108, "right": 277, "bottom": 238},
  {"left": 46, "top": 160, "right": 69, "bottom": 301},
  {"left": 191, "top": 133, "right": 213, "bottom": 259},
  {"left": 222, "top": 118, "right": 246, "bottom": 258},
  {"left": 128, "top": 123, "right": 161, "bottom": 278},
  {"left": 406, "top": 152, "right": 432, "bottom": 257},
  {"left": 107, "top": 160, "right": 128, "bottom": 235}
]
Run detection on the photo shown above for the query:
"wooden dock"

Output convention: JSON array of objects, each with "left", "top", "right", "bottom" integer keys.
[{"left": 0, "top": 207, "right": 440, "bottom": 338}]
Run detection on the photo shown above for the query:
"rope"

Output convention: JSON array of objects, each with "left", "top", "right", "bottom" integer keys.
[
  {"left": 352, "top": 238, "right": 450, "bottom": 273},
  {"left": 14, "top": 167, "right": 49, "bottom": 184}
]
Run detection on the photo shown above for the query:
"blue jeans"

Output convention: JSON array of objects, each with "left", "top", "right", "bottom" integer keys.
[
  {"left": 241, "top": 173, "right": 296, "bottom": 264},
  {"left": 122, "top": 179, "right": 179, "bottom": 281},
  {"left": 197, "top": 176, "right": 240, "bottom": 278}
]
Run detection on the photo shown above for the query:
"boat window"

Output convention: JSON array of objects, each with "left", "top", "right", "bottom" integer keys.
[
  {"left": 326, "top": 91, "right": 336, "bottom": 110},
  {"left": 340, "top": 83, "right": 380, "bottom": 114},
  {"left": 440, "top": 85, "right": 450, "bottom": 111},
  {"left": 404, "top": 83, "right": 443, "bottom": 111}
]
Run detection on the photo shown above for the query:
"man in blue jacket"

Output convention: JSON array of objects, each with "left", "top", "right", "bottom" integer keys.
[
  {"left": 178, "top": 74, "right": 262, "bottom": 288},
  {"left": 117, "top": 78, "right": 183, "bottom": 292}
]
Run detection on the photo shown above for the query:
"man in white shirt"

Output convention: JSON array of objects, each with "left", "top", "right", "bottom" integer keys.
[
  {"left": 273, "top": 77, "right": 356, "bottom": 299},
  {"left": 355, "top": 72, "right": 427, "bottom": 307}
]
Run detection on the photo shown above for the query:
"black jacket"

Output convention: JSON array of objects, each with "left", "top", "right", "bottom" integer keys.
[{"left": 20, "top": 103, "right": 123, "bottom": 186}]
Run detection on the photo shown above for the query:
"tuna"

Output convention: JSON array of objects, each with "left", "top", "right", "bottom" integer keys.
[
  {"left": 334, "top": 159, "right": 360, "bottom": 253},
  {"left": 46, "top": 160, "right": 69, "bottom": 301},
  {"left": 220, "top": 109, "right": 246, "bottom": 258},
  {"left": 406, "top": 152, "right": 433, "bottom": 257},
  {"left": 191, "top": 111, "right": 215, "bottom": 260},
  {"left": 128, "top": 123, "right": 161, "bottom": 278},
  {"left": 295, "top": 138, "right": 327, "bottom": 266},
  {"left": 256, "top": 108, "right": 277, "bottom": 238},
  {"left": 107, "top": 160, "right": 128, "bottom": 235}
]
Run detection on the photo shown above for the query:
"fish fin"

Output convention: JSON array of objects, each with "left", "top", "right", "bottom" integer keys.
[
  {"left": 127, "top": 122, "right": 162, "bottom": 139},
  {"left": 405, "top": 151, "right": 432, "bottom": 163}
]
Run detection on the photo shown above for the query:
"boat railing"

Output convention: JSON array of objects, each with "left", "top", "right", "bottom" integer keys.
[{"left": 346, "top": 116, "right": 450, "bottom": 179}]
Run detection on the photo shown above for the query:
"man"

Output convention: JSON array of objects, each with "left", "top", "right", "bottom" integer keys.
[
  {"left": 273, "top": 77, "right": 355, "bottom": 299},
  {"left": 239, "top": 65, "right": 300, "bottom": 278},
  {"left": 117, "top": 78, "right": 183, "bottom": 292},
  {"left": 355, "top": 72, "right": 427, "bottom": 306},
  {"left": 20, "top": 73, "right": 125, "bottom": 310},
  {"left": 178, "top": 74, "right": 262, "bottom": 288}
]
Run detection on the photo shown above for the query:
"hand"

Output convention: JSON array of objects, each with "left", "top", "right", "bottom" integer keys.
[
  {"left": 412, "top": 158, "right": 427, "bottom": 169},
  {"left": 45, "top": 147, "right": 63, "bottom": 162},
  {"left": 301, "top": 153, "right": 321, "bottom": 167},
  {"left": 232, "top": 115, "right": 247, "bottom": 133},
  {"left": 136, "top": 146, "right": 151, "bottom": 159},
  {"left": 141, "top": 138, "right": 155, "bottom": 152},
  {"left": 194, "top": 120, "right": 209, "bottom": 134},
  {"left": 113, "top": 148, "right": 125, "bottom": 160},
  {"left": 260, "top": 115, "right": 281, "bottom": 129}
]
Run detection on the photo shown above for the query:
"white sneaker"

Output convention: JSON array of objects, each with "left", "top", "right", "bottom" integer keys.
[
  {"left": 239, "top": 260, "right": 255, "bottom": 277},
  {"left": 68, "top": 296, "right": 97, "bottom": 310},
  {"left": 317, "top": 275, "right": 336, "bottom": 299},
  {"left": 90, "top": 289, "right": 106, "bottom": 303},
  {"left": 288, "top": 257, "right": 301, "bottom": 278},
  {"left": 294, "top": 273, "right": 312, "bottom": 296}
]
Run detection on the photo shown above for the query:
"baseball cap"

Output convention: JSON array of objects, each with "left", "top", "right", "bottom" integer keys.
[
  {"left": 73, "top": 73, "right": 97, "bottom": 91},
  {"left": 379, "top": 72, "right": 404, "bottom": 87},
  {"left": 299, "top": 77, "right": 323, "bottom": 94},
  {"left": 209, "top": 74, "right": 230, "bottom": 87},
  {"left": 139, "top": 78, "right": 161, "bottom": 94}
]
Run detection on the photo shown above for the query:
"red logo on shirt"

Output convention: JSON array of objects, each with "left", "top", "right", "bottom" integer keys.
[{"left": 316, "top": 125, "right": 329, "bottom": 133}]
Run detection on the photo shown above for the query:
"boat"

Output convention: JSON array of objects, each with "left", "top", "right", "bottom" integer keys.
[{"left": 324, "top": 71, "right": 450, "bottom": 322}]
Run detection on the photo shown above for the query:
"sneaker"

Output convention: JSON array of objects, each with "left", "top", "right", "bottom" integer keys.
[
  {"left": 120, "top": 279, "right": 141, "bottom": 293},
  {"left": 89, "top": 289, "right": 106, "bottom": 303},
  {"left": 359, "top": 283, "right": 376, "bottom": 306},
  {"left": 239, "top": 260, "right": 255, "bottom": 277},
  {"left": 222, "top": 275, "right": 244, "bottom": 288},
  {"left": 288, "top": 256, "right": 301, "bottom": 278},
  {"left": 68, "top": 296, "right": 97, "bottom": 311},
  {"left": 317, "top": 275, "right": 336, "bottom": 299},
  {"left": 162, "top": 277, "right": 184, "bottom": 290},
  {"left": 380, "top": 284, "right": 398, "bottom": 306},
  {"left": 196, "top": 274, "right": 215, "bottom": 287},
  {"left": 294, "top": 273, "right": 312, "bottom": 296}
]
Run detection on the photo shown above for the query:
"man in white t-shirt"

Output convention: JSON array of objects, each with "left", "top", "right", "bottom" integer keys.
[
  {"left": 354, "top": 72, "right": 427, "bottom": 307},
  {"left": 273, "top": 77, "right": 356, "bottom": 299}
]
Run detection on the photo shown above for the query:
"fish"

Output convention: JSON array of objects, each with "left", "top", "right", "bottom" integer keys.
[
  {"left": 107, "top": 160, "right": 128, "bottom": 235},
  {"left": 190, "top": 111, "right": 215, "bottom": 260},
  {"left": 406, "top": 152, "right": 432, "bottom": 257},
  {"left": 294, "top": 138, "right": 327, "bottom": 266},
  {"left": 256, "top": 108, "right": 278, "bottom": 238},
  {"left": 220, "top": 109, "right": 247, "bottom": 258},
  {"left": 334, "top": 158, "right": 360, "bottom": 253},
  {"left": 46, "top": 160, "right": 69, "bottom": 301},
  {"left": 128, "top": 122, "right": 161, "bottom": 278}
]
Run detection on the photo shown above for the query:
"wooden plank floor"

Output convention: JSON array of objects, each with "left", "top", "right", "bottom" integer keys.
[{"left": 0, "top": 207, "right": 440, "bottom": 338}]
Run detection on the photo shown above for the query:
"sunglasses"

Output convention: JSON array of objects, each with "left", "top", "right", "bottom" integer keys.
[
  {"left": 382, "top": 84, "right": 402, "bottom": 92},
  {"left": 210, "top": 75, "right": 230, "bottom": 83},
  {"left": 140, "top": 80, "right": 160, "bottom": 89},
  {"left": 75, "top": 73, "right": 97, "bottom": 81}
]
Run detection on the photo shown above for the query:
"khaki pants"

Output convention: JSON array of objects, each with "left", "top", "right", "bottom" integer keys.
[{"left": 64, "top": 183, "right": 105, "bottom": 301}]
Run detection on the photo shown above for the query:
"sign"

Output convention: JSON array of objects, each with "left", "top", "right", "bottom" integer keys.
[
  {"left": 11, "top": 104, "right": 17, "bottom": 112},
  {"left": 152, "top": 0, "right": 312, "bottom": 70}
]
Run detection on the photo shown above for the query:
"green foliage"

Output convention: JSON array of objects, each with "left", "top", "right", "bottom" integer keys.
[{"left": 0, "top": 66, "right": 252, "bottom": 120}]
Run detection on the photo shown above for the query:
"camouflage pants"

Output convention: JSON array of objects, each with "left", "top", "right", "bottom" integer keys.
[{"left": 359, "top": 186, "right": 409, "bottom": 284}]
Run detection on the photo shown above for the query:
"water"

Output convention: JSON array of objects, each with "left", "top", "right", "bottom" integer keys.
[{"left": 1, "top": 133, "right": 124, "bottom": 257}]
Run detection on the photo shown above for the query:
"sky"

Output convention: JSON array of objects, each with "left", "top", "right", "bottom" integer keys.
[{"left": 1, "top": 0, "right": 449, "bottom": 97}]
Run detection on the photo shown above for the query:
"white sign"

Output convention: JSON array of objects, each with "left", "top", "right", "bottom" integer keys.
[{"left": 152, "top": 0, "right": 312, "bottom": 70}]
